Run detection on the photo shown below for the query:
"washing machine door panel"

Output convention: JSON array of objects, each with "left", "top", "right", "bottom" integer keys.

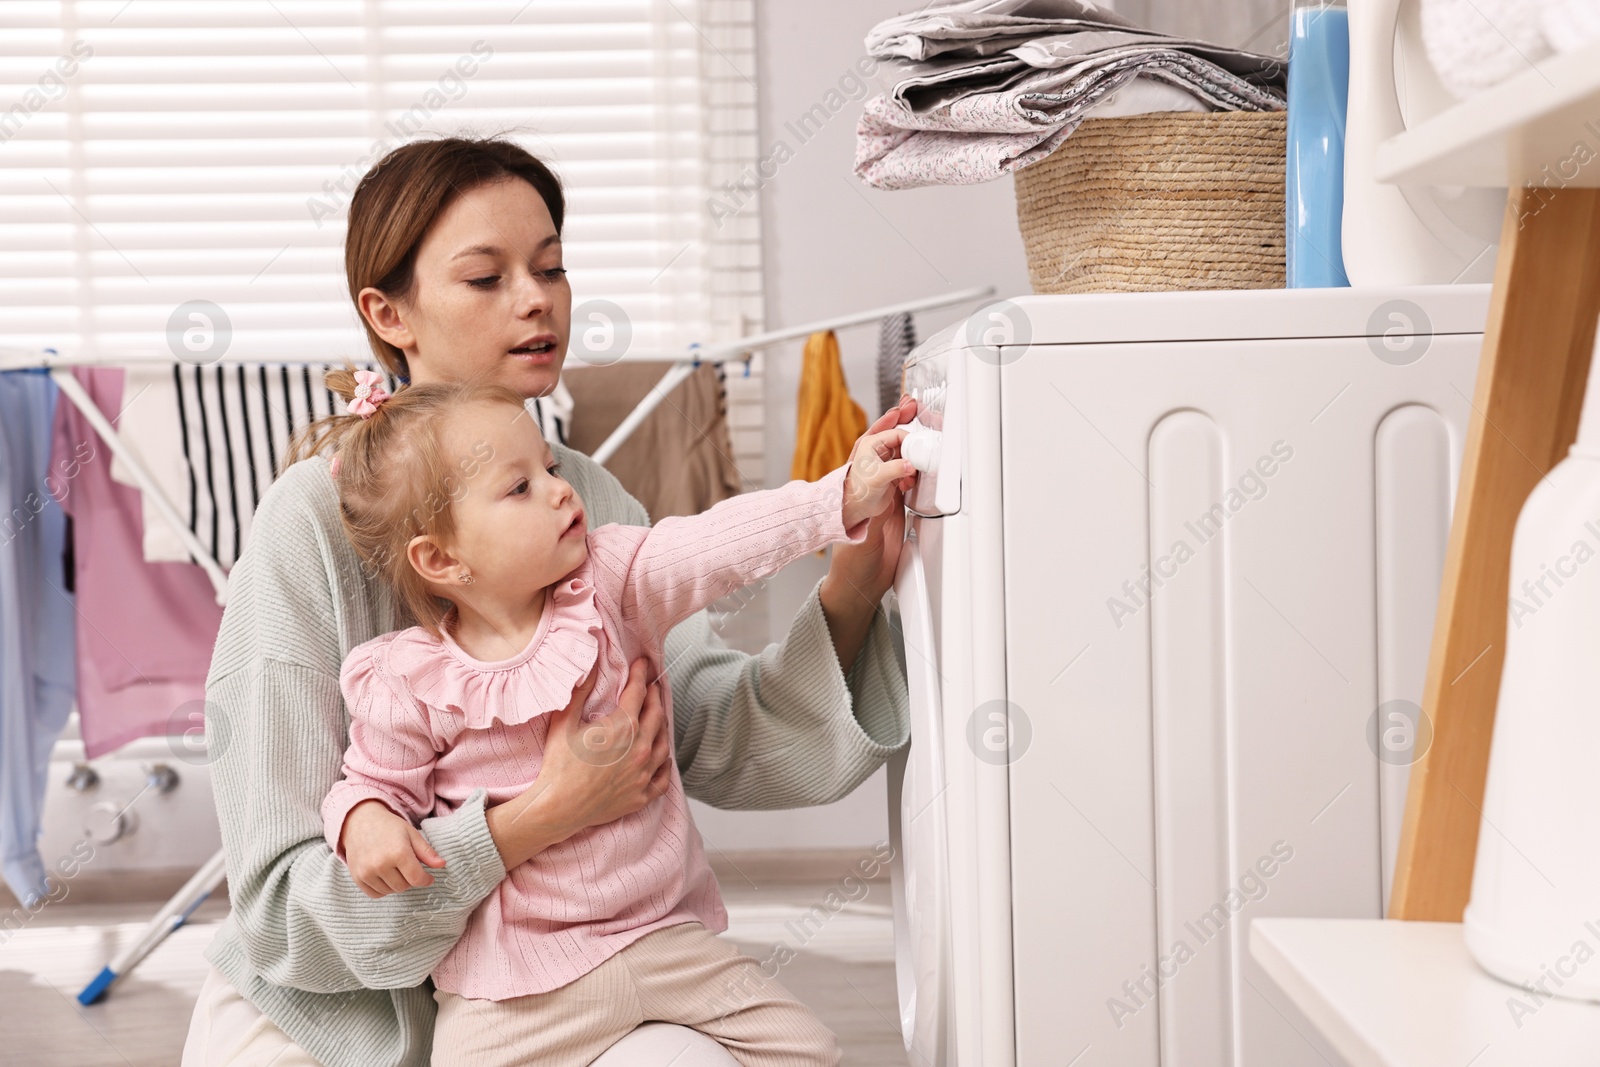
[
  {"left": 999, "top": 331, "right": 1477, "bottom": 1066},
  {"left": 888, "top": 518, "right": 953, "bottom": 1065}
]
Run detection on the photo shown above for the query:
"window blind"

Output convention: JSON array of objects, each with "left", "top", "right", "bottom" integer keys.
[{"left": 0, "top": 0, "right": 766, "bottom": 367}]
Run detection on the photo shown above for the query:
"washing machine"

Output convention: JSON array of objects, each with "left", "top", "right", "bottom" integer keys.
[{"left": 886, "top": 284, "right": 1491, "bottom": 1066}]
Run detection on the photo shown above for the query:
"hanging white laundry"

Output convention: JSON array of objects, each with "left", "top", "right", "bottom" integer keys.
[
  {"left": 108, "top": 365, "right": 189, "bottom": 566},
  {"left": 528, "top": 377, "right": 575, "bottom": 455},
  {"left": 111, "top": 364, "right": 575, "bottom": 569},
  {"left": 110, "top": 363, "right": 398, "bottom": 568}
]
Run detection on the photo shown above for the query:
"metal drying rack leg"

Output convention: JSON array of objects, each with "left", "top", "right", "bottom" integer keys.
[
  {"left": 77, "top": 849, "right": 228, "bottom": 1004},
  {"left": 46, "top": 368, "right": 234, "bottom": 1001}
]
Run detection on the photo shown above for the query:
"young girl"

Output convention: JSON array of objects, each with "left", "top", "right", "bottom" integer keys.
[{"left": 298, "top": 367, "right": 913, "bottom": 1067}]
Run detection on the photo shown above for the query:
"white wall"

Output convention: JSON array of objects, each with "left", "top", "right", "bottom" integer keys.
[
  {"left": 688, "top": 0, "right": 1033, "bottom": 853},
  {"left": 1119, "top": 0, "right": 1293, "bottom": 55}
]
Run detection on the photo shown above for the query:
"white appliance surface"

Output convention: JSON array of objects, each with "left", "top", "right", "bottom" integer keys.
[
  {"left": 39, "top": 729, "right": 221, "bottom": 879},
  {"left": 889, "top": 285, "right": 1490, "bottom": 1067}
]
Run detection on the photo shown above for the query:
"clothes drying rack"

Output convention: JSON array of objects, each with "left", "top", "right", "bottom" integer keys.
[{"left": 0, "top": 283, "right": 993, "bottom": 1003}]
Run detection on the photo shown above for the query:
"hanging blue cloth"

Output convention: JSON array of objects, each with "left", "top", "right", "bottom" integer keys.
[{"left": 0, "top": 370, "right": 77, "bottom": 907}]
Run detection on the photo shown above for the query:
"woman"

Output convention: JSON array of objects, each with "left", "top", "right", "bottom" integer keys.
[{"left": 179, "top": 137, "right": 912, "bottom": 1067}]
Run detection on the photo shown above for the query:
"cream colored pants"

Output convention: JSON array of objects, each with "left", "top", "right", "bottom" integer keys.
[
  {"left": 432, "top": 921, "right": 840, "bottom": 1067},
  {"left": 178, "top": 966, "right": 752, "bottom": 1062},
  {"left": 181, "top": 965, "right": 322, "bottom": 1067},
  {"left": 181, "top": 955, "right": 753, "bottom": 1066}
]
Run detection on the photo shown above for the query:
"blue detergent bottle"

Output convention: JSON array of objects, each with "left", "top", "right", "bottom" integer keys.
[{"left": 1285, "top": 0, "right": 1351, "bottom": 287}]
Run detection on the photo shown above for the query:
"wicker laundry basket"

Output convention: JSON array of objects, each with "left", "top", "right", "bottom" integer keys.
[{"left": 1013, "top": 110, "right": 1287, "bottom": 294}]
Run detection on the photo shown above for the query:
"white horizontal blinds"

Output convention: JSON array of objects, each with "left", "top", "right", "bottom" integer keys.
[
  {"left": 0, "top": 0, "right": 764, "bottom": 365},
  {"left": 692, "top": 0, "right": 765, "bottom": 654},
  {"left": 695, "top": 0, "right": 767, "bottom": 490},
  {"left": 700, "top": 0, "right": 763, "bottom": 343}
]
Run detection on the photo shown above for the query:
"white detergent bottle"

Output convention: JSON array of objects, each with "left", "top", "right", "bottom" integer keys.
[
  {"left": 1340, "top": 0, "right": 1501, "bottom": 285},
  {"left": 1463, "top": 328, "right": 1600, "bottom": 1000}
]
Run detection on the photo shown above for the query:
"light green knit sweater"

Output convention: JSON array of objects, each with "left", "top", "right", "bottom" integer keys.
[{"left": 200, "top": 443, "right": 910, "bottom": 1067}]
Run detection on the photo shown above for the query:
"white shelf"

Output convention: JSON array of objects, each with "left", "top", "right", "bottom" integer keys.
[
  {"left": 1375, "top": 40, "right": 1600, "bottom": 188},
  {"left": 1250, "top": 918, "right": 1600, "bottom": 1067}
]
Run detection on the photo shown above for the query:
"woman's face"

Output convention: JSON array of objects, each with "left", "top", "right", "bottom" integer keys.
[{"left": 363, "top": 177, "right": 571, "bottom": 398}]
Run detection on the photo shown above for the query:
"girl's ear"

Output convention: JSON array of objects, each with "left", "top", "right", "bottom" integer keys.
[{"left": 407, "top": 534, "right": 460, "bottom": 588}]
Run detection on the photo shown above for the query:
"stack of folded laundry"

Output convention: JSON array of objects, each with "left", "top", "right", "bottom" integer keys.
[{"left": 854, "top": 0, "right": 1289, "bottom": 190}]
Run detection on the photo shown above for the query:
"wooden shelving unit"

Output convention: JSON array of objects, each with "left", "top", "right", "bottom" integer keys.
[
  {"left": 1253, "top": 34, "right": 1600, "bottom": 1067},
  {"left": 1369, "top": 42, "right": 1600, "bottom": 924}
]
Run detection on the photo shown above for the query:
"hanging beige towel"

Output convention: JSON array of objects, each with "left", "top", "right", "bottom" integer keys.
[
  {"left": 563, "top": 362, "right": 742, "bottom": 521},
  {"left": 791, "top": 330, "right": 866, "bottom": 483}
]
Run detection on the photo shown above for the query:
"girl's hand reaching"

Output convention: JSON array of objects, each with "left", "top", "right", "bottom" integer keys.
[
  {"left": 339, "top": 798, "right": 447, "bottom": 899},
  {"left": 841, "top": 425, "right": 916, "bottom": 530}
]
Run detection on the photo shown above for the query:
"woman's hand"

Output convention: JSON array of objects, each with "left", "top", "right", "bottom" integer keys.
[
  {"left": 484, "top": 658, "right": 672, "bottom": 871},
  {"left": 822, "top": 396, "right": 918, "bottom": 676}
]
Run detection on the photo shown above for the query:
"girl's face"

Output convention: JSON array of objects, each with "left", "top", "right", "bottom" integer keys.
[
  {"left": 364, "top": 177, "right": 572, "bottom": 399},
  {"left": 434, "top": 400, "right": 589, "bottom": 602}
]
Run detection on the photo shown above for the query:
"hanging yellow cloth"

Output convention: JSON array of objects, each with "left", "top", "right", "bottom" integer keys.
[{"left": 790, "top": 329, "right": 867, "bottom": 482}]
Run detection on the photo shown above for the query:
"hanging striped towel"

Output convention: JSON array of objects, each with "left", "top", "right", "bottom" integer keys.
[
  {"left": 877, "top": 312, "right": 917, "bottom": 418},
  {"left": 109, "top": 365, "right": 573, "bottom": 570}
]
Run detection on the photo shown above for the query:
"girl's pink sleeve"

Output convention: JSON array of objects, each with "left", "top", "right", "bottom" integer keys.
[
  {"left": 320, "top": 641, "right": 441, "bottom": 861},
  {"left": 587, "top": 463, "right": 869, "bottom": 650}
]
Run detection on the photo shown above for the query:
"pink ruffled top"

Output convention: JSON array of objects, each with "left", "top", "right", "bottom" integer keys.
[{"left": 322, "top": 464, "right": 865, "bottom": 1000}]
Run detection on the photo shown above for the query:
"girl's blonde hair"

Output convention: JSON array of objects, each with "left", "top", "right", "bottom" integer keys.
[{"left": 283, "top": 367, "right": 530, "bottom": 637}]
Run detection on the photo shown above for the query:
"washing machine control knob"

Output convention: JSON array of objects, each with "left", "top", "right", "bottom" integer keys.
[
  {"left": 65, "top": 762, "right": 99, "bottom": 792},
  {"left": 84, "top": 800, "right": 138, "bottom": 845},
  {"left": 903, "top": 427, "right": 941, "bottom": 474},
  {"left": 144, "top": 763, "right": 180, "bottom": 794}
]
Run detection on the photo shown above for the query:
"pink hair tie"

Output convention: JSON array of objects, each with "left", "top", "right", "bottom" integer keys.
[{"left": 347, "top": 369, "right": 390, "bottom": 419}]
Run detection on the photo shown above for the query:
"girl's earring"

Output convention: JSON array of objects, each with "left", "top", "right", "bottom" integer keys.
[{"left": 457, "top": 572, "right": 475, "bottom": 586}]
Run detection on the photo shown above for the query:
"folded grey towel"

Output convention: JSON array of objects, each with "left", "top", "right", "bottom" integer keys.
[
  {"left": 855, "top": 1, "right": 1287, "bottom": 189},
  {"left": 867, "top": 0, "right": 1287, "bottom": 87},
  {"left": 856, "top": 46, "right": 1284, "bottom": 189},
  {"left": 877, "top": 26, "right": 1286, "bottom": 114},
  {"left": 867, "top": 0, "right": 1134, "bottom": 61},
  {"left": 1012, "top": 30, "right": 1286, "bottom": 84}
]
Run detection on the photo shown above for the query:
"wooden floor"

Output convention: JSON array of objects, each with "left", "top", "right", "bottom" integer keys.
[{"left": 0, "top": 866, "right": 909, "bottom": 1066}]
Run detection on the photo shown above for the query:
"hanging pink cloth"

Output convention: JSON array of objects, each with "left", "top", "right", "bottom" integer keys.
[{"left": 50, "top": 367, "right": 224, "bottom": 759}]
